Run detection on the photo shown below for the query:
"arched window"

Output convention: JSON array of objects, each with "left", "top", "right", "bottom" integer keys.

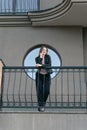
[{"left": 23, "top": 44, "right": 62, "bottom": 80}]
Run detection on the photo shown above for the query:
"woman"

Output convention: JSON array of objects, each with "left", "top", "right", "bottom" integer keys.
[{"left": 35, "top": 46, "right": 52, "bottom": 112}]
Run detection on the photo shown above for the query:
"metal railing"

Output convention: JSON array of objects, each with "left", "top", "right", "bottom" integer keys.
[
  {"left": 1, "top": 66, "right": 87, "bottom": 111},
  {"left": 0, "top": 0, "right": 39, "bottom": 14}
]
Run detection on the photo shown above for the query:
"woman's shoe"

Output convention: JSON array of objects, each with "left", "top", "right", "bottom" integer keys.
[
  {"left": 38, "top": 107, "right": 45, "bottom": 112},
  {"left": 40, "top": 107, "right": 45, "bottom": 112}
]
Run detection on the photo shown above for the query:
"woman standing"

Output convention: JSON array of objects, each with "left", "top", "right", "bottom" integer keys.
[{"left": 35, "top": 46, "right": 52, "bottom": 112}]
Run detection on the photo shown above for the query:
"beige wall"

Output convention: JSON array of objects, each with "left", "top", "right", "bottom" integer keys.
[
  {"left": 40, "top": 0, "right": 63, "bottom": 10},
  {"left": 0, "top": 27, "right": 83, "bottom": 66},
  {"left": 39, "top": 0, "right": 87, "bottom": 10},
  {"left": 83, "top": 28, "right": 87, "bottom": 66},
  {"left": 0, "top": 113, "right": 87, "bottom": 130}
]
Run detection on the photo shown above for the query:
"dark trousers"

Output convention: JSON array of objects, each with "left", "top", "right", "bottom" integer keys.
[{"left": 36, "top": 72, "right": 51, "bottom": 107}]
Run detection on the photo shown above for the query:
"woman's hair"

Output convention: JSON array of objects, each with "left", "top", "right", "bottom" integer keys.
[{"left": 39, "top": 46, "right": 48, "bottom": 55}]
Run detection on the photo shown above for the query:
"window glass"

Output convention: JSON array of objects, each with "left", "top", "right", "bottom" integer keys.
[
  {"left": 16, "top": 0, "right": 38, "bottom": 12},
  {"left": 0, "top": 0, "right": 38, "bottom": 13},
  {"left": 0, "top": 0, "right": 13, "bottom": 12}
]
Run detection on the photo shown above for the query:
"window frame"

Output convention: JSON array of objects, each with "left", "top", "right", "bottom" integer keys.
[{"left": 23, "top": 44, "right": 62, "bottom": 80}]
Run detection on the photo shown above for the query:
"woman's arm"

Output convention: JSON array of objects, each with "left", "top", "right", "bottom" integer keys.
[
  {"left": 35, "top": 56, "right": 43, "bottom": 67},
  {"left": 43, "top": 55, "right": 51, "bottom": 68}
]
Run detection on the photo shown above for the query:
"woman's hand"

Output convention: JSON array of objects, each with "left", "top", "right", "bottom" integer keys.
[
  {"left": 40, "top": 52, "right": 45, "bottom": 58},
  {"left": 36, "top": 64, "right": 42, "bottom": 67}
]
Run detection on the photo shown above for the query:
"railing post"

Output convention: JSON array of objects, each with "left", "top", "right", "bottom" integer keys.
[
  {"left": 67, "top": 68, "right": 69, "bottom": 107},
  {"left": 38, "top": 0, "right": 40, "bottom": 11},
  {"left": 12, "top": 0, "right": 16, "bottom": 13},
  {"left": 86, "top": 81, "right": 87, "bottom": 108}
]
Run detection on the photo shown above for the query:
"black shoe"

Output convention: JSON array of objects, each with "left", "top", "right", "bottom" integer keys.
[
  {"left": 38, "top": 107, "right": 45, "bottom": 112},
  {"left": 40, "top": 107, "right": 45, "bottom": 112}
]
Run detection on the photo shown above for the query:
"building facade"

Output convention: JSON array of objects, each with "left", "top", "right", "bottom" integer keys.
[{"left": 0, "top": 0, "right": 87, "bottom": 130}]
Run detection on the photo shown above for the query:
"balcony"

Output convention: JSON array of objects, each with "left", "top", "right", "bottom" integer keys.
[
  {"left": 0, "top": 0, "right": 87, "bottom": 26},
  {"left": 0, "top": 66, "right": 87, "bottom": 112}
]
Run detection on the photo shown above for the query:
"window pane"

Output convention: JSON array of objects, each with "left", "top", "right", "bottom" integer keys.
[
  {"left": 16, "top": 0, "right": 38, "bottom": 12},
  {"left": 0, "top": 0, "right": 13, "bottom": 12},
  {"left": 0, "top": 0, "right": 38, "bottom": 13}
]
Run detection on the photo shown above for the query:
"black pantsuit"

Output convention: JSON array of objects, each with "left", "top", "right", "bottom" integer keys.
[
  {"left": 35, "top": 54, "right": 52, "bottom": 107},
  {"left": 36, "top": 72, "right": 51, "bottom": 107}
]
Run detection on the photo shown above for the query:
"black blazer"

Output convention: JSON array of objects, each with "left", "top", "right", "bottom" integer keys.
[{"left": 35, "top": 54, "right": 52, "bottom": 74}]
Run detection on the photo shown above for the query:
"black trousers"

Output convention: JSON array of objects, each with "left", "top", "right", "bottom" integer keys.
[{"left": 36, "top": 72, "right": 51, "bottom": 107}]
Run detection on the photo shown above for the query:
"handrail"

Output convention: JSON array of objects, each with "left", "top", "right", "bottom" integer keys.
[{"left": 3, "top": 66, "right": 87, "bottom": 69}]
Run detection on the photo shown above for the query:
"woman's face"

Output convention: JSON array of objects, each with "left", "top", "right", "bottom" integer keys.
[{"left": 41, "top": 47, "right": 47, "bottom": 56}]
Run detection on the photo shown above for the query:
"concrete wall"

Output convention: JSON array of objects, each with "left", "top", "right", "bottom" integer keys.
[
  {"left": 40, "top": 0, "right": 86, "bottom": 10},
  {"left": 83, "top": 28, "right": 87, "bottom": 66},
  {"left": 40, "top": 0, "right": 63, "bottom": 10},
  {"left": 0, "top": 27, "right": 83, "bottom": 66},
  {"left": 0, "top": 113, "right": 87, "bottom": 130}
]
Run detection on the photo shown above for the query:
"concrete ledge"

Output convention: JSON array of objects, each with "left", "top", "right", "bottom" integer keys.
[
  {"left": 0, "top": 15, "right": 31, "bottom": 26},
  {"left": 0, "top": 112, "right": 87, "bottom": 130}
]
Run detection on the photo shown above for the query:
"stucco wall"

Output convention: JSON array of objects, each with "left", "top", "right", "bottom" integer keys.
[
  {"left": 0, "top": 27, "right": 83, "bottom": 66},
  {"left": 40, "top": 0, "right": 63, "bottom": 10},
  {"left": 83, "top": 28, "right": 87, "bottom": 66},
  {"left": 0, "top": 113, "right": 87, "bottom": 130}
]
